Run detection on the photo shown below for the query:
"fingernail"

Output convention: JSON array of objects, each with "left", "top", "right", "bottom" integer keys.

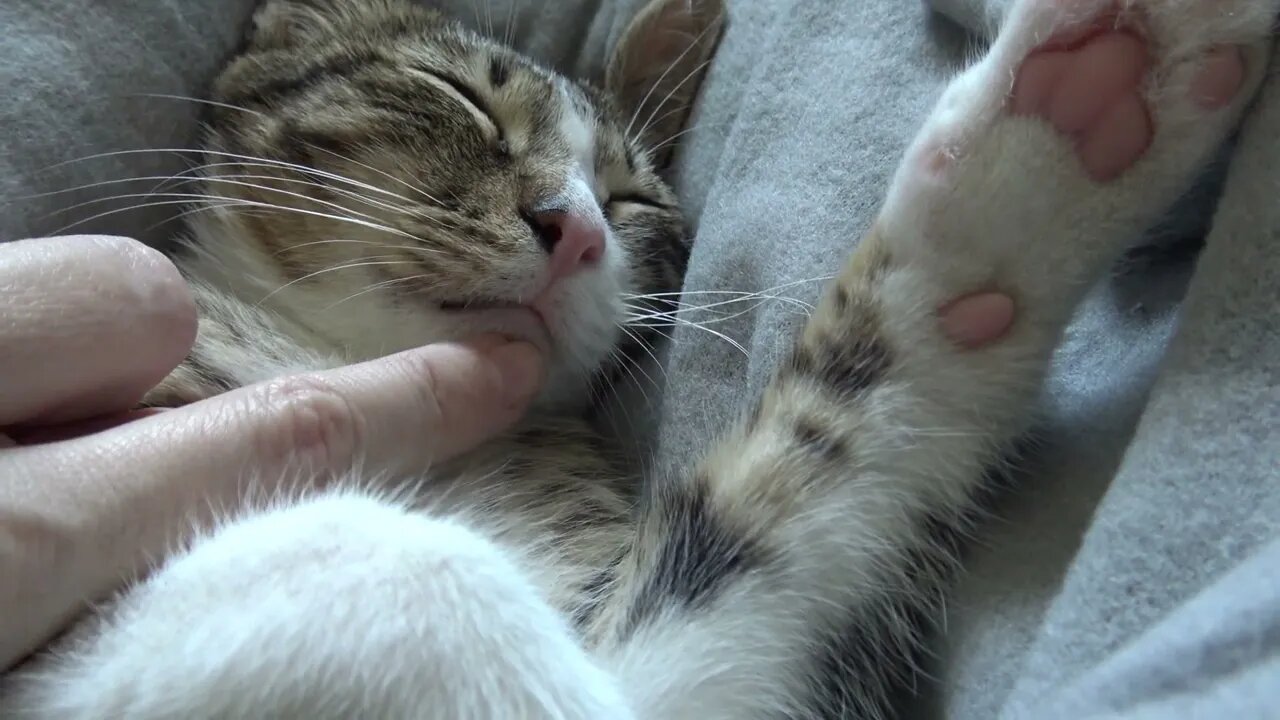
[{"left": 486, "top": 341, "right": 545, "bottom": 408}]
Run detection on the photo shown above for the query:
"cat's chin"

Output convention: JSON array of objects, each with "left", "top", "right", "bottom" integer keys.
[
  {"left": 431, "top": 301, "right": 617, "bottom": 412},
  {"left": 433, "top": 305, "right": 553, "bottom": 350}
]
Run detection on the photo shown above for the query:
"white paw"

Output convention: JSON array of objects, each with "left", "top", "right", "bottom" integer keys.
[{"left": 880, "top": 0, "right": 1276, "bottom": 309}]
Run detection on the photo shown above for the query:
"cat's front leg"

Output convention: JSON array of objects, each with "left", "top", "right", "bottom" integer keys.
[{"left": 591, "top": 1, "right": 1276, "bottom": 717}]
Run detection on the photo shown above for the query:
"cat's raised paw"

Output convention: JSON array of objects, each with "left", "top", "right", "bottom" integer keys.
[{"left": 868, "top": 0, "right": 1274, "bottom": 337}]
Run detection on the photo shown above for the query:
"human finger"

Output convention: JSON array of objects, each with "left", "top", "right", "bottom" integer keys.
[
  {"left": 0, "top": 335, "right": 543, "bottom": 667},
  {"left": 0, "top": 235, "right": 196, "bottom": 428}
]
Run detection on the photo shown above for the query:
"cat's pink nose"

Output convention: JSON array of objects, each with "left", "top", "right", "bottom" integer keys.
[{"left": 532, "top": 209, "right": 606, "bottom": 284}]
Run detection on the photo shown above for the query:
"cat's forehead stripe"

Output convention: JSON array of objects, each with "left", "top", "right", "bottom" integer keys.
[{"left": 559, "top": 96, "right": 596, "bottom": 176}]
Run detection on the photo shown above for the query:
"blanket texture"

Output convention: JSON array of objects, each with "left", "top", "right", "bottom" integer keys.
[{"left": 2, "top": 1, "right": 1277, "bottom": 717}]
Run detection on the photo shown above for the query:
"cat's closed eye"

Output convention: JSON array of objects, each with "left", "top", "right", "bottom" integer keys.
[
  {"left": 607, "top": 194, "right": 668, "bottom": 210},
  {"left": 407, "top": 65, "right": 503, "bottom": 140}
]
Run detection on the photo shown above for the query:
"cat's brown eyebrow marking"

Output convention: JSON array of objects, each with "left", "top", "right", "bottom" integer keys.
[
  {"left": 488, "top": 56, "right": 510, "bottom": 88},
  {"left": 229, "top": 51, "right": 383, "bottom": 106}
]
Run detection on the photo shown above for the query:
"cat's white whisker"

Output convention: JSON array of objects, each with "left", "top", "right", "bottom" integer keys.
[
  {"left": 47, "top": 192, "right": 423, "bottom": 243},
  {"left": 636, "top": 314, "right": 749, "bottom": 356},
  {"left": 45, "top": 197, "right": 241, "bottom": 236},
  {"left": 620, "top": 324, "right": 670, "bottom": 376},
  {"left": 612, "top": 345, "right": 658, "bottom": 408},
  {"left": 80, "top": 178, "right": 390, "bottom": 228},
  {"left": 5, "top": 174, "right": 199, "bottom": 203},
  {"left": 36, "top": 148, "right": 430, "bottom": 209},
  {"left": 284, "top": 238, "right": 436, "bottom": 256},
  {"left": 194, "top": 173, "right": 418, "bottom": 217},
  {"left": 302, "top": 142, "right": 458, "bottom": 211},
  {"left": 626, "top": 274, "right": 833, "bottom": 301},
  {"left": 175, "top": 164, "right": 460, "bottom": 232},
  {"left": 647, "top": 121, "right": 725, "bottom": 156},
  {"left": 140, "top": 200, "right": 262, "bottom": 233},
  {"left": 627, "top": 293, "right": 810, "bottom": 317},
  {"left": 624, "top": 14, "right": 722, "bottom": 140},
  {"left": 628, "top": 298, "right": 776, "bottom": 328},
  {"left": 121, "top": 92, "right": 267, "bottom": 118},
  {"left": 502, "top": 0, "right": 519, "bottom": 48},
  {"left": 257, "top": 259, "right": 423, "bottom": 305},
  {"left": 161, "top": 159, "right": 421, "bottom": 209},
  {"left": 617, "top": 325, "right": 667, "bottom": 393},
  {"left": 8, "top": 171, "right": 407, "bottom": 225},
  {"left": 625, "top": 289, "right": 816, "bottom": 321},
  {"left": 41, "top": 188, "right": 352, "bottom": 229},
  {"left": 592, "top": 347, "right": 646, "bottom": 437},
  {"left": 633, "top": 54, "right": 716, "bottom": 144},
  {"left": 322, "top": 273, "right": 433, "bottom": 310}
]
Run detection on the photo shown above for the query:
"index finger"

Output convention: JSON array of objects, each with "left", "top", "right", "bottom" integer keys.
[{"left": 0, "top": 236, "right": 196, "bottom": 428}]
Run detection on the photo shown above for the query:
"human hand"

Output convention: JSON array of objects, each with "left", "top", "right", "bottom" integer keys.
[{"left": 0, "top": 235, "right": 545, "bottom": 670}]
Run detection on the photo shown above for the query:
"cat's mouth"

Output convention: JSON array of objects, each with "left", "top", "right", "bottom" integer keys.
[
  {"left": 436, "top": 298, "right": 553, "bottom": 347},
  {"left": 437, "top": 298, "right": 522, "bottom": 312}
]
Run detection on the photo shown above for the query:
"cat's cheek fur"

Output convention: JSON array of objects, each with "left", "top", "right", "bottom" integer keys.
[
  {"left": 533, "top": 241, "right": 629, "bottom": 409},
  {"left": 168, "top": 211, "right": 631, "bottom": 411}
]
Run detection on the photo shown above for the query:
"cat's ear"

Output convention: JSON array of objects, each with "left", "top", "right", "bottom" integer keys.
[
  {"left": 247, "top": 0, "right": 342, "bottom": 49},
  {"left": 607, "top": 0, "right": 726, "bottom": 169},
  {"left": 247, "top": 0, "right": 422, "bottom": 49}
]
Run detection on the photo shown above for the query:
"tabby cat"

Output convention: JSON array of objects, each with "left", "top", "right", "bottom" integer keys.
[{"left": 2, "top": 0, "right": 1272, "bottom": 717}]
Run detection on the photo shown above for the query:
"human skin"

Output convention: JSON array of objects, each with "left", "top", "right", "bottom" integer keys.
[{"left": 0, "top": 235, "right": 545, "bottom": 670}]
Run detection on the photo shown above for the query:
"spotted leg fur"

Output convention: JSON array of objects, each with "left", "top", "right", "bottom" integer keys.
[{"left": 587, "top": 0, "right": 1276, "bottom": 717}]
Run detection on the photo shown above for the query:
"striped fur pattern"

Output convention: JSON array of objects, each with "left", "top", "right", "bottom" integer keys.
[
  {"left": 148, "top": 0, "right": 701, "bottom": 411},
  {"left": 2, "top": 0, "right": 1274, "bottom": 717}
]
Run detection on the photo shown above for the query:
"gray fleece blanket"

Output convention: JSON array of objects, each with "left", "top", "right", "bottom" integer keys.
[{"left": 3, "top": 1, "right": 1278, "bottom": 717}]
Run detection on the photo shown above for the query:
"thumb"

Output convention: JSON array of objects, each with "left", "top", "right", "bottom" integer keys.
[
  {"left": 321, "top": 334, "right": 546, "bottom": 471},
  {"left": 172, "top": 333, "right": 547, "bottom": 482},
  {"left": 401, "top": 335, "right": 547, "bottom": 461},
  {"left": 4, "top": 336, "right": 548, "bottom": 540}
]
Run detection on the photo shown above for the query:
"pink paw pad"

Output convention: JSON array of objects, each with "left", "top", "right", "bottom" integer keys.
[
  {"left": 938, "top": 292, "right": 1016, "bottom": 349},
  {"left": 1010, "top": 16, "right": 1248, "bottom": 182},
  {"left": 1011, "top": 24, "right": 1153, "bottom": 181}
]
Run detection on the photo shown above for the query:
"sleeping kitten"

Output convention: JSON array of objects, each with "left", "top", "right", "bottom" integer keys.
[{"left": 2, "top": 0, "right": 1273, "bottom": 717}]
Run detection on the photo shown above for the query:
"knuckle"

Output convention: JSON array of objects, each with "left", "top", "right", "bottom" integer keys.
[{"left": 246, "top": 374, "right": 365, "bottom": 473}]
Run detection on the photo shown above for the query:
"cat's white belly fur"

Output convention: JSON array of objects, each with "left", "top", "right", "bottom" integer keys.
[{"left": 7, "top": 491, "right": 631, "bottom": 719}]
